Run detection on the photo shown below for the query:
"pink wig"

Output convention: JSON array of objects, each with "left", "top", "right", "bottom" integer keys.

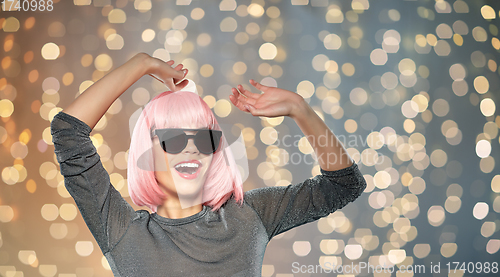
[{"left": 127, "top": 91, "right": 243, "bottom": 212}]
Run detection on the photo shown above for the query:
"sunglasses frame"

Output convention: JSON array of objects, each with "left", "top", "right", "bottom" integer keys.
[{"left": 153, "top": 128, "right": 222, "bottom": 155}]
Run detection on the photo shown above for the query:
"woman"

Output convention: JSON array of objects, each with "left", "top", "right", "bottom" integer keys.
[{"left": 51, "top": 53, "right": 366, "bottom": 276}]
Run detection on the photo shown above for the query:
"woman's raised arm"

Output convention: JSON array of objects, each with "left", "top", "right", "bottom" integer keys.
[
  {"left": 63, "top": 53, "right": 188, "bottom": 129},
  {"left": 230, "top": 79, "right": 353, "bottom": 171}
]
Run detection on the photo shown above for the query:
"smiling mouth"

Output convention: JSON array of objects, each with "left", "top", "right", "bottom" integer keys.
[{"left": 174, "top": 162, "right": 200, "bottom": 175}]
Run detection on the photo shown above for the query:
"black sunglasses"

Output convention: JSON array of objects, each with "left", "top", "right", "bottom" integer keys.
[{"left": 153, "top": 128, "right": 222, "bottom": 155}]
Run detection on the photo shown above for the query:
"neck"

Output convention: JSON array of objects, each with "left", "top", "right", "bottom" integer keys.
[{"left": 156, "top": 200, "right": 203, "bottom": 219}]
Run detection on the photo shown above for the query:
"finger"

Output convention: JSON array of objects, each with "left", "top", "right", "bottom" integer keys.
[
  {"left": 171, "top": 64, "right": 185, "bottom": 79},
  {"left": 173, "top": 69, "right": 188, "bottom": 84},
  {"left": 152, "top": 58, "right": 184, "bottom": 79},
  {"left": 244, "top": 104, "right": 259, "bottom": 115},
  {"left": 250, "top": 79, "right": 269, "bottom": 92},
  {"left": 174, "top": 79, "right": 189, "bottom": 91},
  {"left": 232, "top": 87, "right": 246, "bottom": 101},
  {"left": 232, "top": 99, "right": 250, "bottom": 113},
  {"left": 164, "top": 79, "right": 176, "bottom": 91},
  {"left": 174, "top": 63, "right": 183, "bottom": 71},
  {"left": 229, "top": 95, "right": 243, "bottom": 110},
  {"left": 234, "top": 87, "right": 258, "bottom": 106},
  {"left": 237, "top": 84, "right": 259, "bottom": 99},
  {"left": 167, "top": 65, "right": 185, "bottom": 79},
  {"left": 229, "top": 92, "right": 245, "bottom": 109},
  {"left": 229, "top": 91, "right": 250, "bottom": 112},
  {"left": 229, "top": 94, "right": 236, "bottom": 105},
  {"left": 231, "top": 87, "right": 243, "bottom": 102},
  {"left": 231, "top": 87, "right": 239, "bottom": 99}
]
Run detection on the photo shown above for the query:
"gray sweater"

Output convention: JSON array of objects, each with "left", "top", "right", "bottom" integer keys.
[{"left": 51, "top": 112, "right": 366, "bottom": 277}]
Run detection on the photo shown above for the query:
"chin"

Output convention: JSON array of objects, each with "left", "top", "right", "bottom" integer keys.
[{"left": 171, "top": 173, "right": 206, "bottom": 197}]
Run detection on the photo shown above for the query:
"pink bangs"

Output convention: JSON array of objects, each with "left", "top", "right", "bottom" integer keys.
[
  {"left": 150, "top": 91, "right": 216, "bottom": 130},
  {"left": 127, "top": 91, "right": 243, "bottom": 212}
]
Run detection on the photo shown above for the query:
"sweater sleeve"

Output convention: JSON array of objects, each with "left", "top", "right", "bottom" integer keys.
[
  {"left": 51, "top": 112, "right": 136, "bottom": 254},
  {"left": 244, "top": 163, "right": 366, "bottom": 239}
]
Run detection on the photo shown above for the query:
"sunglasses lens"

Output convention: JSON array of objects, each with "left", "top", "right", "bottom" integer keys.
[
  {"left": 156, "top": 129, "right": 222, "bottom": 154},
  {"left": 195, "top": 130, "right": 221, "bottom": 154},
  {"left": 159, "top": 130, "right": 186, "bottom": 154}
]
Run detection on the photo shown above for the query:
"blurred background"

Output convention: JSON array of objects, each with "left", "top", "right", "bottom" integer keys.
[{"left": 1, "top": 0, "right": 499, "bottom": 276}]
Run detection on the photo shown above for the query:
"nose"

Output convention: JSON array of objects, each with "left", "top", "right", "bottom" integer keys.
[{"left": 183, "top": 138, "right": 199, "bottom": 154}]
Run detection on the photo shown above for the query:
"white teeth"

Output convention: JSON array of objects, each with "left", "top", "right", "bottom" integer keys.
[{"left": 175, "top": 163, "right": 200, "bottom": 169}]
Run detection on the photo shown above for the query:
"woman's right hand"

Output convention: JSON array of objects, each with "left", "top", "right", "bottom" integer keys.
[
  {"left": 63, "top": 52, "right": 189, "bottom": 129},
  {"left": 143, "top": 54, "right": 189, "bottom": 92}
]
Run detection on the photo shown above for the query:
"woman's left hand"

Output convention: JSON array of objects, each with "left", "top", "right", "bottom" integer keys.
[{"left": 229, "top": 80, "right": 306, "bottom": 118}]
